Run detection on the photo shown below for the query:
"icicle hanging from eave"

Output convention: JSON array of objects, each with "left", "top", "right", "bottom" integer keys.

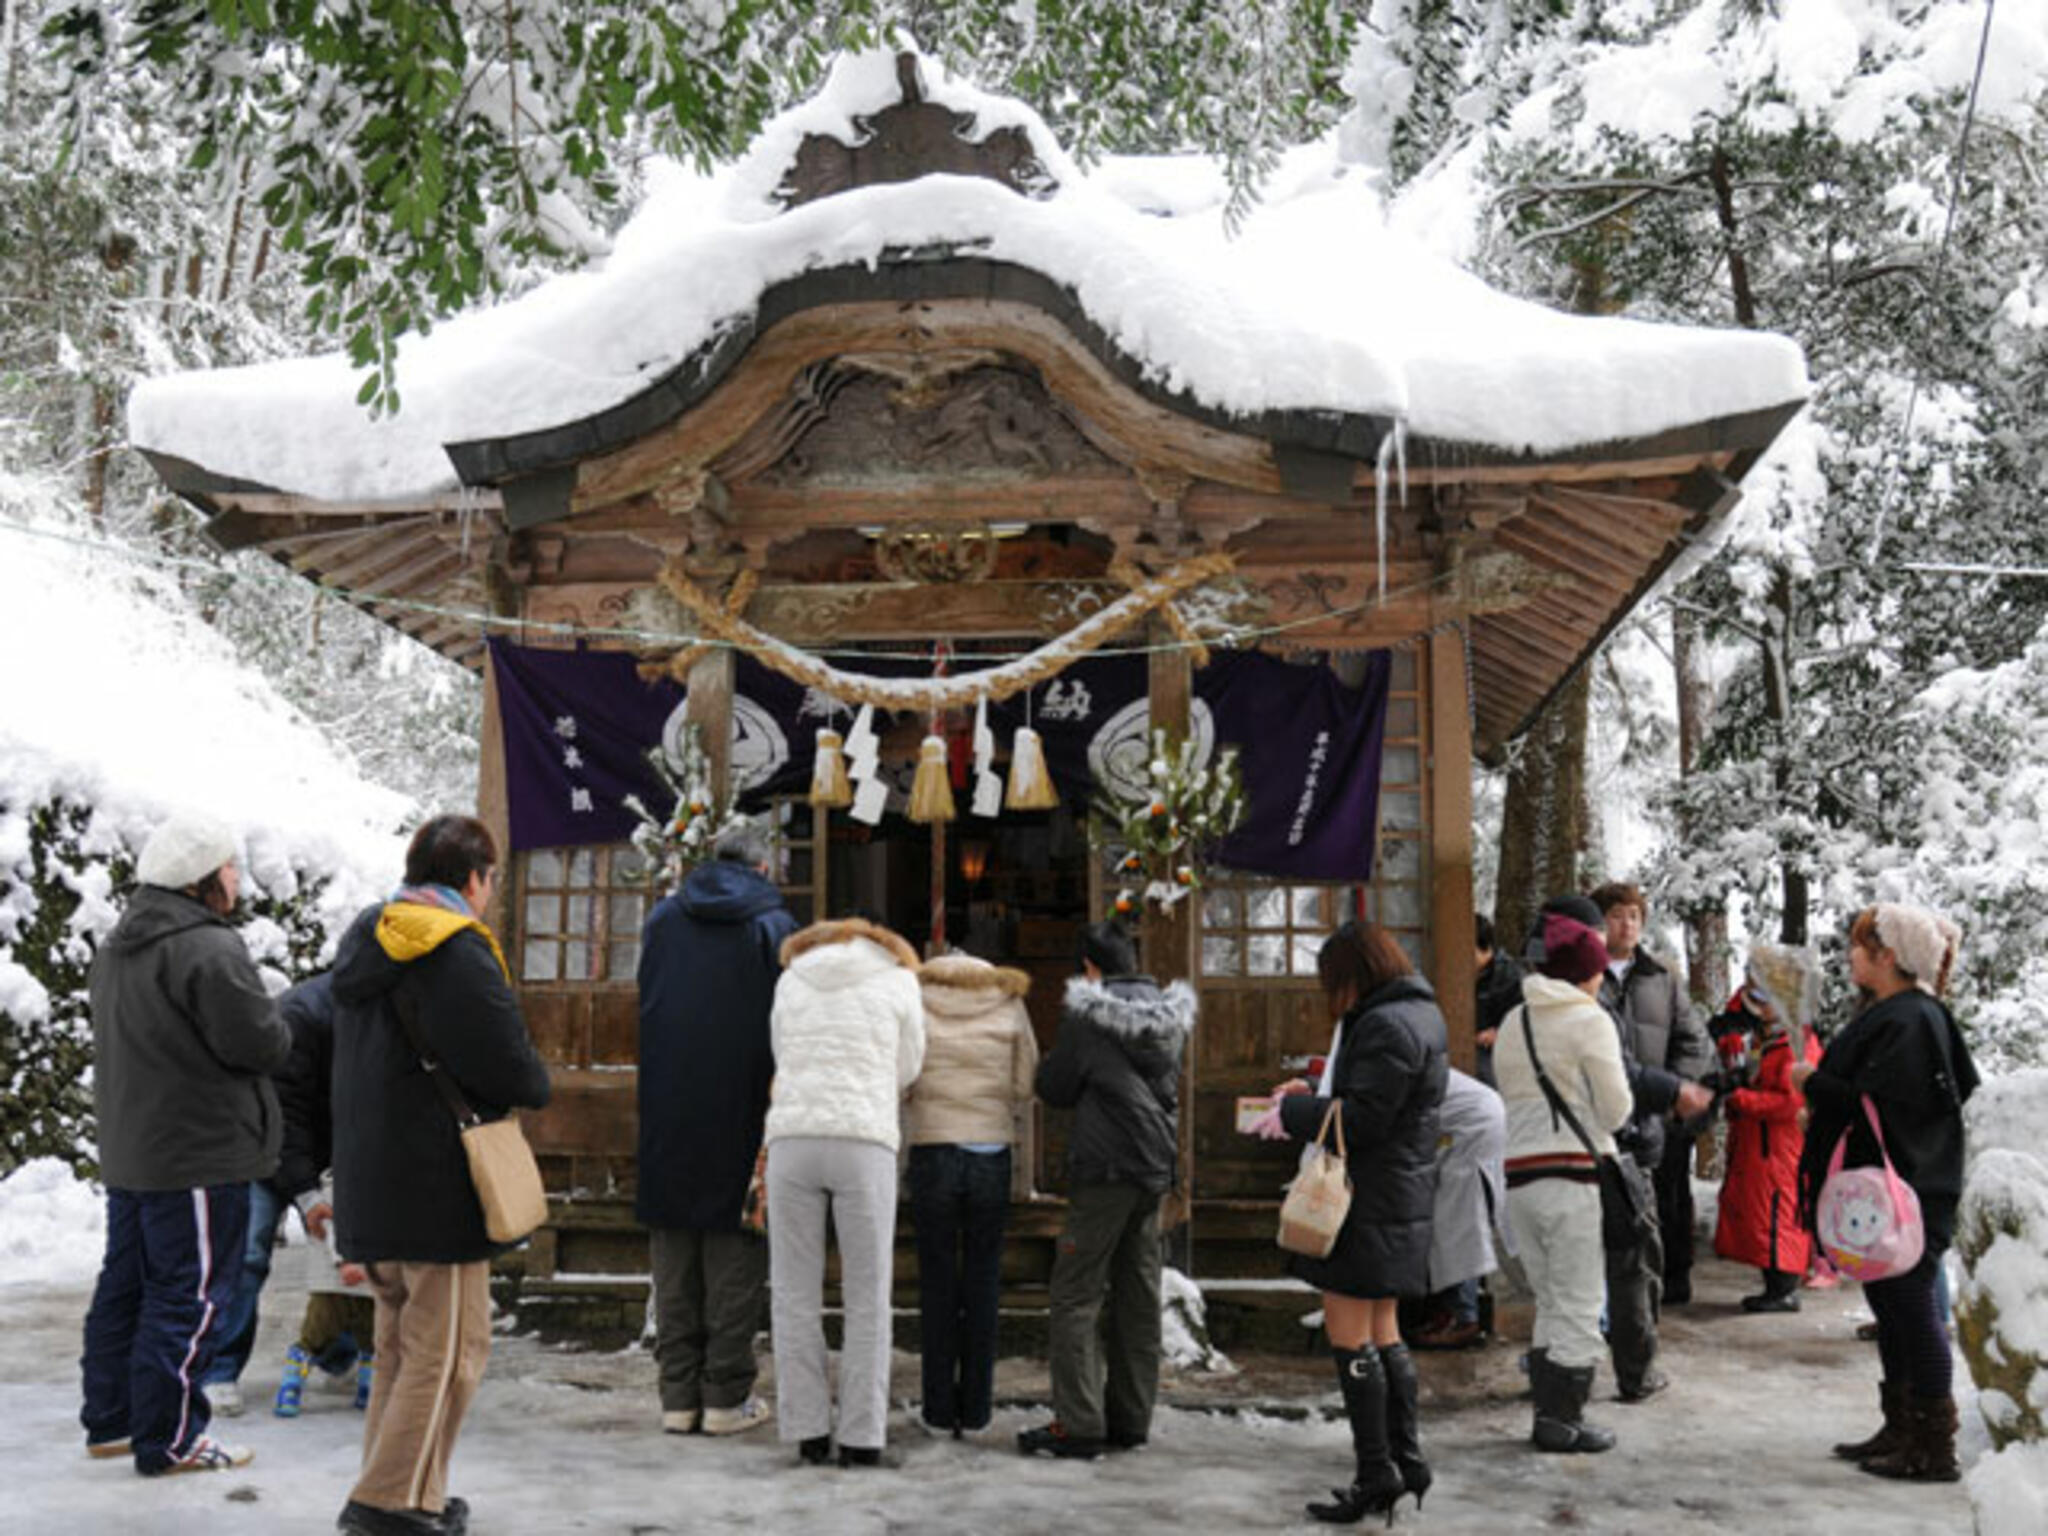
[{"left": 1372, "top": 420, "right": 1408, "bottom": 603}]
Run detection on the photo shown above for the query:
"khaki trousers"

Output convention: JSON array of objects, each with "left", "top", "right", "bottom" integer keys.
[
  {"left": 353, "top": 1260, "right": 491, "bottom": 1515},
  {"left": 1048, "top": 1182, "right": 1163, "bottom": 1443}
]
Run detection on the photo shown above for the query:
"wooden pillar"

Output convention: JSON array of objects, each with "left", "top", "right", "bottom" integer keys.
[
  {"left": 685, "top": 648, "right": 735, "bottom": 803},
  {"left": 476, "top": 539, "right": 523, "bottom": 941},
  {"left": 929, "top": 815, "right": 947, "bottom": 956},
  {"left": 1427, "top": 625, "right": 1479, "bottom": 1075},
  {"left": 1145, "top": 617, "right": 1197, "bottom": 1241},
  {"left": 476, "top": 648, "right": 514, "bottom": 939}
]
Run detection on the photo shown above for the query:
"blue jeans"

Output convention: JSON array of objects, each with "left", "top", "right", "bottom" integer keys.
[
  {"left": 1453, "top": 1276, "right": 1481, "bottom": 1325},
  {"left": 80, "top": 1183, "right": 250, "bottom": 1471},
  {"left": 908, "top": 1145, "right": 1011, "bottom": 1432},
  {"left": 201, "top": 1180, "right": 283, "bottom": 1388}
]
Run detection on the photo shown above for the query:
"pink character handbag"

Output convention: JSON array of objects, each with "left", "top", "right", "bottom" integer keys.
[{"left": 1815, "top": 1094, "right": 1926, "bottom": 1283}]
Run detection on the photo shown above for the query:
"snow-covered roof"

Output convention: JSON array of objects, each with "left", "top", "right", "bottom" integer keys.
[{"left": 128, "top": 49, "right": 1807, "bottom": 505}]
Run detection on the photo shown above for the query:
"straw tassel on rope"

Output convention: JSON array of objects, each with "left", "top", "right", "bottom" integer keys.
[
  {"left": 1005, "top": 726, "right": 1059, "bottom": 811},
  {"left": 809, "top": 728, "right": 853, "bottom": 808},
  {"left": 907, "top": 735, "right": 957, "bottom": 823}
]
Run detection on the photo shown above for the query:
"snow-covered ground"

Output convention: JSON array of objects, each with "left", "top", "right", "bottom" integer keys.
[{"left": 1, "top": 1164, "right": 1981, "bottom": 1536}]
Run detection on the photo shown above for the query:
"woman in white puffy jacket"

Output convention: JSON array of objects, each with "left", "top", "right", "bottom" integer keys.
[
  {"left": 765, "top": 918, "right": 926, "bottom": 1469},
  {"left": 1494, "top": 908, "right": 1635, "bottom": 1457}
]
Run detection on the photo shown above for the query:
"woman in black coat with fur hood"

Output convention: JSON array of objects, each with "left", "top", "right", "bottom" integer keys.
[{"left": 1260, "top": 921, "right": 1449, "bottom": 1524}]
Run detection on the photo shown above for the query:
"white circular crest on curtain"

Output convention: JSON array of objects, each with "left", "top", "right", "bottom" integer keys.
[
  {"left": 1086, "top": 698, "right": 1215, "bottom": 802},
  {"left": 660, "top": 695, "right": 790, "bottom": 794}
]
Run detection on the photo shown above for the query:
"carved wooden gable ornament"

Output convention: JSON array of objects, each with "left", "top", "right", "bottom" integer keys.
[{"left": 775, "top": 52, "right": 1060, "bottom": 208}]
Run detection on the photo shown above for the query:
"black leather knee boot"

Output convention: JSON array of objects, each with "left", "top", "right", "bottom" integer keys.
[
  {"left": 1378, "top": 1343, "right": 1430, "bottom": 1509},
  {"left": 1307, "top": 1347, "right": 1407, "bottom": 1525}
]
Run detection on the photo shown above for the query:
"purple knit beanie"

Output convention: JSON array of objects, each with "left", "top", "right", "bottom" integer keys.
[{"left": 1537, "top": 913, "right": 1610, "bottom": 984}]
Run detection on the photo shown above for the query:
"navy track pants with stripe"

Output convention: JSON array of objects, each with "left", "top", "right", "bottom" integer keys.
[{"left": 80, "top": 1183, "right": 251, "bottom": 1472}]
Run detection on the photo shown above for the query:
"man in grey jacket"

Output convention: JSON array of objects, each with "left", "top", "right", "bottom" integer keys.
[
  {"left": 79, "top": 811, "right": 290, "bottom": 1474},
  {"left": 1592, "top": 882, "right": 1715, "bottom": 1309}
]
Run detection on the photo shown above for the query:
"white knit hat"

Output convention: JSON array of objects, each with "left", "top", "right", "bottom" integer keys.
[
  {"left": 135, "top": 812, "right": 239, "bottom": 891},
  {"left": 1870, "top": 903, "right": 1962, "bottom": 995}
]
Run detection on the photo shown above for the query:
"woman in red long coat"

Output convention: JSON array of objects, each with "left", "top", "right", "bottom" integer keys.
[{"left": 1714, "top": 972, "right": 1820, "bottom": 1312}]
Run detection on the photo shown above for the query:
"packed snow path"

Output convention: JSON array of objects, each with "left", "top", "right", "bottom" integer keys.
[{"left": 3, "top": 1253, "right": 1969, "bottom": 1534}]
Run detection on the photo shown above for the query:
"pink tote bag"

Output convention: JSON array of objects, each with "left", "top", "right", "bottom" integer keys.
[{"left": 1815, "top": 1094, "right": 1926, "bottom": 1283}]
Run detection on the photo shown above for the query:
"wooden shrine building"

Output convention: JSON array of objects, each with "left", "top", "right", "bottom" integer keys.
[{"left": 133, "top": 52, "right": 1806, "bottom": 1338}]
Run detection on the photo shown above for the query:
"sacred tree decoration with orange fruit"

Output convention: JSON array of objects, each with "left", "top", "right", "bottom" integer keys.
[
  {"left": 1095, "top": 728, "right": 1247, "bottom": 917},
  {"left": 623, "top": 722, "right": 746, "bottom": 889}
]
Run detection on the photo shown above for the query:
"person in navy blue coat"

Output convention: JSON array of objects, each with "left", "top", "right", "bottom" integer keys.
[{"left": 636, "top": 822, "right": 797, "bottom": 1437}]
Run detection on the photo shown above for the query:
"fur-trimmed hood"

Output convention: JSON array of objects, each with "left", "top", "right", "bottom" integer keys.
[
  {"left": 767, "top": 918, "right": 926, "bottom": 1153},
  {"left": 1062, "top": 974, "right": 1196, "bottom": 1045},
  {"left": 779, "top": 917, "right": 920, "bottom": 972},
  {"left": 919, "top": 953, "right": 1031, "bottom": 1017}
]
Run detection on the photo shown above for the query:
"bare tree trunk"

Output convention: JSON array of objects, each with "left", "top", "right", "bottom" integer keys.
[
  {"left": 1494, "top": 665, "right": 1592, "bottom": 952},
  {"left": 1762, "top": 566, "right": 1808, "bottom": 943},
  {"left": 218, "top": 160, "right": 248, "bottom": 305},
  {"left": 81, "top": 388, "right": 113, "bottom": 528},
  {"left": 1710, "top": 144, "right": 1806, "bottom": 945},
  {"left": 82, "top": 231, "right": 137, "bottom": 529},
  {"left": 1673, "top": 607, "right": 1729, "bottom": 1006}
]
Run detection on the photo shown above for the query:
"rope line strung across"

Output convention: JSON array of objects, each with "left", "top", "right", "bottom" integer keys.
[
  {"left": 0, "top": 517, "right": 1448, "bottom": 662},
  {"left": 645, "top": 550, "right": 1237, "bottom": 707}
]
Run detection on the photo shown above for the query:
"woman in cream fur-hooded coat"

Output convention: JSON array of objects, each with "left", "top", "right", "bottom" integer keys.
[
  {"left": 906, "top": 955, "right": 1037, "bottom": 1150},
  {"left": 763, "top": 918, "right": 926, "bottom": 1460},
  {"left": 904, "top": 954, "right": 1039, "bottom": 1434}
]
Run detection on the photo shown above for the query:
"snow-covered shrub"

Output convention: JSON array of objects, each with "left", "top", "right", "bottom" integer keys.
[
  {"left": 1161, "top": 1267, "right": 1235, "bottom": 1375},
  {"left": 0, "top": 791, "right": 337, "bottom": 1179},
  {"left": 1956, "top": 1073, "right": 2048, "bottom": 1456}
]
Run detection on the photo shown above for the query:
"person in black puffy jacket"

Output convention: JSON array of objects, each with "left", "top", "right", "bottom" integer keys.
[
  {"left": 1261, "top": 921, "right": 1448, "bottom": 1523},
  {"left": 1018, "top": 922, "right": 1193, "bottom": 1462}
]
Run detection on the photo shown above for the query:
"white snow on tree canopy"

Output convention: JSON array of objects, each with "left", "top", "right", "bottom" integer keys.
[
  {"left": 0, "top": 501, "right": 408, "bottom": 946},
  {"left": 126, "top": 48, "right": 1807, "bottom": 506}
]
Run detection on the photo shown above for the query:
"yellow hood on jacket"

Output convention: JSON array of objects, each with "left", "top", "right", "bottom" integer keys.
[{"left": 376, "top": 901, "right": 511, "bottom": 980}]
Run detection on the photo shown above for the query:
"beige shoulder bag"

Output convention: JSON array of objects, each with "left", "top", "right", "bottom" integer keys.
[
  {"left": 1276, "top": 1100, "right": 1352, "bottom": 1258},
  {"left": 395, "top": 987, "right": 548, "bottom": 1245}
]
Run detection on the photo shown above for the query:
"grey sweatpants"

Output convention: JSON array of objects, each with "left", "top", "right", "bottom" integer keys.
[{"left": 766, "top": 1136, "right": 898, "bottom": 1451}]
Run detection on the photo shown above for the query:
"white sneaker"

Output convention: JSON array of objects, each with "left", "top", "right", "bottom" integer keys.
[
  {"left": 163, "top": 1436, "right": 254, "bottom": 1474},
  {"left": 661, "top": 1409, "right": 701, "bottom": 1434},
  {"left": 702, "top": 1398, "right": 773, "bottom": 1436},
  {"left": 203, "top": 1382, "right": 244, "bottom": 1417}
]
